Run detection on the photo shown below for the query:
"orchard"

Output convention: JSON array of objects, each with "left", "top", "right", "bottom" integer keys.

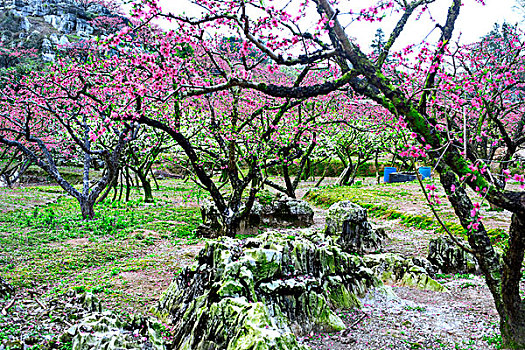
[{"left": 0, "top": 0, "right": 524, "bottom": 349}]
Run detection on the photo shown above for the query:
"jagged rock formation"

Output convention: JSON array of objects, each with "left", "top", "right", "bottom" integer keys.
[
  {"left": 363, "top": 253, "right": 445, "bottom": 292},
  {"left": 325, "top": 200, "right": 386, "bottom": 254},
  {"left": 154, "top": 230, "right": 380, "bottom": 350},
  {"left": 153, "top": 229, "right": 445, "bottom": 350},
  {"left": 0, "top": 0, "right": 122, "bottom": 63},
  {"left": 427, "top": 236, "right": 478, "bottom": 274},
  {"left": 197, "top": 196, "right": 314, "bottom": 236}
]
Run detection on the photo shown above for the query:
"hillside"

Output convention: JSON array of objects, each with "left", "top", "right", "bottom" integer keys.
[{"left": 0, "top": 0, "right": 123, "bottom": 64}]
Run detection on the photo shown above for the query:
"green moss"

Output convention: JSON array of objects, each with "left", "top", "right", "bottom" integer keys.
[
  {"left": 244, "top": 249, "right": 282, "bottom": 281},
  {"left": 327, "top": 283, "right": 361, "bottom": 309}
]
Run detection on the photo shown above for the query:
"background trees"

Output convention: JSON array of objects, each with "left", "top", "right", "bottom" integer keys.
[
  {"left": 118, "top": 0, "right": 525, "bottom": 346},
  {"left": 0, "top": 46, "right": 141, "bottom": 218}
]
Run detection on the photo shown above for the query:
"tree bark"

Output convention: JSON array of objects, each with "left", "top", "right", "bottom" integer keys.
[
  {"left": 336, "top": 165, "right": 353, "bottom": 186},
  {"left": 501, "top": 213, "right": 525, "bottom": 348},
  {"left": 137, "top": 173, "right": 154, "bottom": 203},
  {"left": 79, "top": 198, "right": 96, "bottom": 220}
]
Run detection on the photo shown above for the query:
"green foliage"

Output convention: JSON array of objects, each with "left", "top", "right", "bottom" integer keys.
[
  {"left": 403, "top": 305, "right": 426, "bottom": 312},
  {"left": 256, "top": 189, "right": 274, "bottom": 205},
  {"left": 483, "top": 333, "right": 503, "bottom": 350}
]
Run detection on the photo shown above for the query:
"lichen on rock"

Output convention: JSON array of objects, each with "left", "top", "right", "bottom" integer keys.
[
  {"left": 427, "top": 236, "right": 478, "bottom": 274},
  {"left": 363, "top": 253, "right": 446, "bottom": 292},
  {"left": 65, "top": 311, "right": 165, "bottom": 350},
  {"left": 325, "top": 200, "right": 386, "bottom": 254},
  {"left": 153, "top": 229, "right": 380, "bottom": 350}
]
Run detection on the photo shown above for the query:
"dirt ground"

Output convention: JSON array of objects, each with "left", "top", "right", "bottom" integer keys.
[{"left": 298, "top": 205, "right": 507, "bottom": 349}]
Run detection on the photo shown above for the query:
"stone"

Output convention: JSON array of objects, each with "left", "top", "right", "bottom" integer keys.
[
  {"left": 153, "top": 229, "right": 381, "bottom": 350},
  {"left": 44, "top": 14, "right": 61, "bottom": 29},
  {"left": 0, "top": 277, "right": 14, "bottom": 298},
  {"left": 196, "top": 196, "right": 314, "bottom": 236},
  {"left": 195, "top": 199, "right": 224, "bottom": 237},
  {"left": 75, "top": 18, "right": 93, "bottom": 36},
  {"left": 49, "top": 33, "right": 59, "bottom": 44},
  {"left": 58, "top": 13, "right": 76, "bottom": 33},
  {"left": 77, "top": 292, "right": 103, "bottom": 313},
  {"left": 19, "top": 16, "right": 31, "bottom": 31},
  {"left": 325, "top": 201, "right": 386, "bottom": 254},
  {"left": 58, "top": 34, "right": 70, "bottom": 46},
  {"left": 67, "top": 311, "right": 165, "bottom": 350},
  {"left": 41, "top": 37, "right": 55, "bottom": 61},
  {"left": 243, "top": 195, "right": 314, "bottom": 231},
  {"left": 363, "top": 253, "right": 446, "bottom": 292},
  {"left": 25, "top": 29, "right": 41, "bottom": 42},
  {"left": 427, "top": 236, "right": 478, "bottom": 274},
  {"left": 0, "top": 0, "right": 122, "bottom": 62}
]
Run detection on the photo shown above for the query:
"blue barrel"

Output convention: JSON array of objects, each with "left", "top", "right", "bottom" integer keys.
[
  {"left": 383, "top": 167, "right": 397, "bottom": 183},
  {"left": 419, "top": 166, "right": 432, "bottom": 179}
]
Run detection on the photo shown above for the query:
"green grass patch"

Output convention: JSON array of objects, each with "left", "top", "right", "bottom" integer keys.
[
  {"left": 0, "top": 192, "right": 202, "bottom": 290},
  {"left": 305, "top": 186, "right": 508, "bottom": 247}
]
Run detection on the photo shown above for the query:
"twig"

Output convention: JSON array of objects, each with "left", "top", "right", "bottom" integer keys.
[
  {"left": 412, "top": 160, "right": 476, "bottom": 255},
  {"left": 1, "top": 297, "right": 16, "bottom": 315},
  {"left": 348, "top": 312, "right": 368, "bottom": 329},
  {"left": 28, "top": 290, "right": 46, "bottom": 309}
]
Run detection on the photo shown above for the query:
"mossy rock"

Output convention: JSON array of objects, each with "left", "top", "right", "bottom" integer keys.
[
  {"left": 68, "top": 311, "right": 165, "bottom": 350},
  {"left": 363, "top": 253, "right": 446, "bottom": 292},
  {"left": 154, "top": 229, "right": 381, "bottom": 349},
  {"left": 427, "top": 236, "right": 478, "bottom": 274}
]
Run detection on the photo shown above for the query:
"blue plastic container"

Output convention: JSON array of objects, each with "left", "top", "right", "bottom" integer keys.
[
  {"left": 383, "top": 167, "right": 397, "bottom": 183},
  {"left": 418, "top": 166, "right": 432, "bottom": 179}
]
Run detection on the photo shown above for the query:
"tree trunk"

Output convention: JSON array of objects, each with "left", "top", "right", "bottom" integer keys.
[
  {"left": 374, "top": 150, "right": 380, "bottom": 185},
  {"left": 79, "top": 199, "right": 95, "bottom": 220},
  {"left": 138, "top": 173, "right": 154, "bottom": 203},
  {"left": 500, "top": 213, "right": 525, "bottom": 349},
  {"left": 282, "top": 163, "right": 296, "bottom": 198},
  {"left": 439, "top": 168, "right": 525, "bottom": 348},
  {"left": 337, "top": 165, "right": 353, "bottom": 186},
  {"left": 125, "top": 166, "right": 131, "bottom": 202}
]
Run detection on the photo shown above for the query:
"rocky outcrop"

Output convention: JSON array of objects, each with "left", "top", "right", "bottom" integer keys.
[
  {"left": 64, "top": 312, "right": 165, "bottom": 350},
  {"left": 1, "top": 0, "right": 111, "bottom": 33},
  {"left": 197, "top": 197, "right": 314, "bottom": 236},
  {"left": 0, "top": 0, "right": 123, "bottom": 63},
  {"left": 427, "top": 236, "right": 478, "bottom": 274},
  {"left": 363, "top": 253, "right": 445, "bottom": 292},
  {"left": 325, "top": 200, "right": 386, "bottom": 254},
  {"left": 154, "top": 230, "right": 380, "bottom": 350}
]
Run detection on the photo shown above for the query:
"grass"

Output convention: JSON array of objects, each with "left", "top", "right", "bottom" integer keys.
[
  {"left": 0, "top": 175, "right": 513, "bottom": 349},
  {"left": 0, "top": 181, "right": 203, "bottom": 311},
  {"left": 305, "top": 184, "right": 509, "bottom": 248}
]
